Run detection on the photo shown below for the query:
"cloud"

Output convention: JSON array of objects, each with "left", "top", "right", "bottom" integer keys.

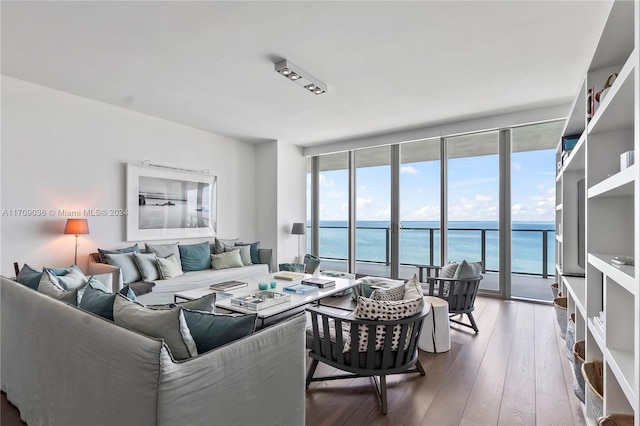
[
  {"left": 513, "top": 162, "right": 523, "bottom": 171},
  {"left": 401, "top": 165, "right": 419, "bottom": 175},
  {"left": 356, "top": 196, "right": 372, "bottom": 209},
  {"left": 408, "top": 204, "right": 440, "bottom": 220},
  {"left": 448, "top": 195, "right": 498, "bottom": 220},
  {"left": 328, "top": 190, "right": 344, "bottom": 199},
  {"left": 475, "top": 194, "right": 492, "bottom": 202},
  {"left": 319, "top": 173, "right": 334, "bottom": 187}
]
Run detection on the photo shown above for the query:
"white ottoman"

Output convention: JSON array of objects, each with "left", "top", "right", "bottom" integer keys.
[{"left": 418, "top": 296, "right": 451, "bottom": 353}]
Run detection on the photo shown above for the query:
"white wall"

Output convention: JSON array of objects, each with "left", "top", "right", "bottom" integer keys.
[
  {"left": 1, "top": 77, "right": 258, "bottom": 276},
  {"left": 254, "top": 140, "right": 307, "bottom": 269}
]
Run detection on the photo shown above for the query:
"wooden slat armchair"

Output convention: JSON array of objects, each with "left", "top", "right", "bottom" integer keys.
[
  {"left": 423, "top": 275, "right": 483, "bottom": 333},
  {"left": 305, "top": 304, "right": 429, "bottom": 414}
]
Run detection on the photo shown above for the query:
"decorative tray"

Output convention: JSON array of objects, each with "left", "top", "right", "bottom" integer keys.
[{"left": 230, "top": 291, "right": 291, "bottom": 311}]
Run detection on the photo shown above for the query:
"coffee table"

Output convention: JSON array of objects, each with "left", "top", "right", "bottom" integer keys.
[{"left": 174, "top": 273, "right": 358, "bottom": 328}]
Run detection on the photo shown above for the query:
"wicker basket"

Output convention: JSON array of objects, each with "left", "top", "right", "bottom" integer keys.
[
  {"left": 550, "top": 282, "right": 559, "bottom": 298},
  {"left": 582, "top": 361, "right": 603, "bottom": 419},
  {"left": 596, "top": 414, "right": 635, "bottom": 426},
  {"left": 565, "top": 314, "right": 576, "bottom": 359},
  {"left": 554, "top": 296, "right": 568, "bottom": 339},
  {"left": 573, "top": 340, "right": 585, "bottom": 402}
]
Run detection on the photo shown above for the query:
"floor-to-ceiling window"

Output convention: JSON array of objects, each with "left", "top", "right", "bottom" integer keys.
[
  {"left": 317, "top": 152, "right": 349, "bottom": 272},
  {"left": 446, "top": 131, "right": 500, "bottom": 292},
  {"left": 510, "top": 121, "right": 562, "bottom": 301},
  {"left": 399, "top": 138, "right": 441, "bottom": 279},
  {"left": 307, "top": 119, "right": 563, "bottom": 301}
]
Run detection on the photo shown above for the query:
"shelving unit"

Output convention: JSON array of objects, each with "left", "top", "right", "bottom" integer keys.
[{"left": 555, "top": 1, "right": 638, "bottom": 425}]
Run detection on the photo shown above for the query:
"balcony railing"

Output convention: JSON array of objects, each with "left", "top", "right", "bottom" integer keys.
[{"left": 315, "top": 225, "right": 555, "bottom": 278}]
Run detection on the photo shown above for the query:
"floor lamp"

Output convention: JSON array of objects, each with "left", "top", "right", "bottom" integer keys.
[
  {"left": 64, "top": 218, "right": 89, "bottom": 265},
  {"left": 291, "top": 223, "right": 305, "bottom": 263}
]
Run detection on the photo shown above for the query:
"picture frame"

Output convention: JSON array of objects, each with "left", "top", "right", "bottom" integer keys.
[{"left": 126, "top": 163, "right": 217, "bottom": 241}]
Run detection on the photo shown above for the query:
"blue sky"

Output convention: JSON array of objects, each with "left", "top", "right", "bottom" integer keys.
[{"left": 314, "top": 149, "right": 556, "bottom": 222}]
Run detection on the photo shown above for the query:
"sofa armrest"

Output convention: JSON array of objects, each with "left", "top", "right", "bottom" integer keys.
[
  {"left": 88, "top": 253, "right": 123, "bottom": 293},
  {"left": 258, "top": 248, "right": 273, "bottom": 273}
]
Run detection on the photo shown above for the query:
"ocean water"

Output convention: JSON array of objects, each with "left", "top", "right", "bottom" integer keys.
[{"left": 313, "top": 221, "right": 555, "bottom": 275}]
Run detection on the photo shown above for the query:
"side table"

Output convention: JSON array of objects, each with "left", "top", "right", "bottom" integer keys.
[{"left": 418, "top": 296, "right": 451, "bottom": 353}]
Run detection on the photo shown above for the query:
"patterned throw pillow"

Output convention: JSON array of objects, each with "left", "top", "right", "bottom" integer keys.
[
  {"left": 439, "top": 262, "right": 458, "bottom": 278},
  {"left": 345, "top": 296, "right": 422, "bottom": 352},
  {"left": 370, "top": 284, "right": 405, "bottom": 301}
]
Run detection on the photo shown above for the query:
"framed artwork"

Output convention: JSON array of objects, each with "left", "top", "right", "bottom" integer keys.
[{"left": 126, "top": 163, "right": 217, "bottom": 241}]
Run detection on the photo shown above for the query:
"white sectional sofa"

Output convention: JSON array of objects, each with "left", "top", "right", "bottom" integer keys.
[
  {"left": 88, "top": 243, "right": 273, "bottom": 304},
  {"left": 1, "top": 276, "right": 306, "bottom": 426}
]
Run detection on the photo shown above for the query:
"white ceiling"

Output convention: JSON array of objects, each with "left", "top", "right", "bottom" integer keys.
[{"left": 1, "top": 1, "right": 612, "bottom": 148}]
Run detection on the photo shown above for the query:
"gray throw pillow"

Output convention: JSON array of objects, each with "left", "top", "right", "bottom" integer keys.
[
  {"left": 214, "top": 238, "right": 242, "bottom": 254},
  {"left": 43, "top": 267, "right": 88, "bottom": 290},
  {"left": 211, "top": 250, "right": 244, "bottom": 269},
  {"left": 37, "top": 270, "right": 83, "bottom": 305},
  {"left": 112, "top": 294, "right": 197, "bottom": 361},
  {"left": 132, "top": 252, "right": 160, "bottom": 281},
  {"left": 156, "top": 254, "right": 184, "bottom": 279},
  {"left": 439, "top": 262, "right": 458, "bottom": 279},
  {"left": 225, "top": 245, "right": 252, "bottom": 266},
  {"left": 97, "top": 244, "right": 140, "bottom": 263},
  {"left": 453, "top": 260, "right": 482, "bottom": 279},
  {"left": 145, "top": 242, "right": 182, "bottom": 271},
  {"left": 151, "top": 292, "right": 216, "bottom": 313},
  {"left": 104, "top": 252, "right": 142, "bottom": 284},
  {"left": 235, "top": 241, "right": 260, "bottom": 264},
  {"left": 182, "top": 309, "right": 256, "bottom": 354}
]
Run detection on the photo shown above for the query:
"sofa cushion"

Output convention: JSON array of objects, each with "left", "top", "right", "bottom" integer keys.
[
  {"left": 214, "top": 238, "right": 242, "bottom": 254},
  {"left": 225, "top": 245, "right": 252, "bottom": 266},
  {"left": 37, "top": 270, "right": 84, "bottom": 305},
  {"left": 112, "top": 294, "right": 197, "bottom": 361},
  {"left": 211, "top": 250, "right": 244, "bottom": 270},
  {"left": 132, "top": 252, "right": 160, "bottom": 281},
  {"left": 16, "top": 264, "right": 43, "bottom": 289},
  {"left": 146, "top": 242, "right": 182, "bottom": 271},
  {"left": 151, "top": 292, "right": 216, "bottom": 313},
  {"left": 182, "top": 309, "right": 257, "bottom": 354},
  {"left": 236, "top": 241, "right": 260, "bottom": 264},
  {"left": 156, "top": 254, "right": 184, "bottom": 279},
  {"left": 98, "top": 244, "right": 140, "bottom": 263},
  {"left": 179, "top": 242, "right": 212, "bottom": 272},
  {"left": 104, "top": 252, "right": 142, "bottom": 284}
]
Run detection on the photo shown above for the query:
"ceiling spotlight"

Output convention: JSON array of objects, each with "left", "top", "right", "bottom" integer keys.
[{"left": 275, "top": 59, "right": 327, "bottom": 95}]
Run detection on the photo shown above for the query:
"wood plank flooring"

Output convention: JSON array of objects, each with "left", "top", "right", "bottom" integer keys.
[
  {"left": 1, "top": 297, "right": 583, "bottom": 425},
  {"left": 305, "top": 297, "right": 585, "bottom": 426}
]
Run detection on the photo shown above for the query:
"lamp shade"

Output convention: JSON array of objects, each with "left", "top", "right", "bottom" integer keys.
[
  {"left": 291, "top": 223, "right": 306, "bottom": 235},
  {"left": 64, "top": 218, "right": 89, "bottom": 235}
]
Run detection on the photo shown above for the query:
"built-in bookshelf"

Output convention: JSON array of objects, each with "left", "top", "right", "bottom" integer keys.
[{"left": 555, "top": 1, "right": 638, "bottom": 424}]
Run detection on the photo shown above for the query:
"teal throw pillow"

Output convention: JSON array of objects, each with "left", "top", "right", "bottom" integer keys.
[
  {"left": 45, "top": 265, "right": 82, "bottom": 276},
  {"left": 97, "top": 244, "right": 140, "bottom": 263},
  {"left": 16, "top": 264, "right": 42, "bottom": 290},
  {"left": 235, "top": 241, "right": 260, "bottom": 264},
  {"left": 179, "top": 242, "right": 211, "bottom": 272},
  {"left": 182, "top": 309, "right": 257, "bottom": 354},
  {"left": 79, "top": 280, "right": 136, "bottom": 321}
]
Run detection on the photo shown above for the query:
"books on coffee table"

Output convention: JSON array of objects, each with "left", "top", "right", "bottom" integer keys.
[
  {"left": 283, "top": 283, "right": 319, "bottom": 295},
  {"left": 273, "top": 272, "right": 305, "bottom": 281},
  {"left": 301, "top": 277, "right": 335, "bottom": 288},
  {"left": 209, "top": 281, "right": 248, "bottom": 291}
]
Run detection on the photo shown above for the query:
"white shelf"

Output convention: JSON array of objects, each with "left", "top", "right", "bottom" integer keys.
[
  {"left": 607, "top": 347, "right": 637, "bottom": 404},
  {"left": 560, "top": 133, "right": 586, "bottom": 174},
  {"left": 587, "top": 164, "right": 636, "bottom": 199},
  {"left": 562, "top": 275, "right": 586, "bottom": 318},
  {"left": 588, "top": 253, "right": 636, "bottom": 296},
  {"left": 588, "top": 317, "right": 606, "bottom": 353}
]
